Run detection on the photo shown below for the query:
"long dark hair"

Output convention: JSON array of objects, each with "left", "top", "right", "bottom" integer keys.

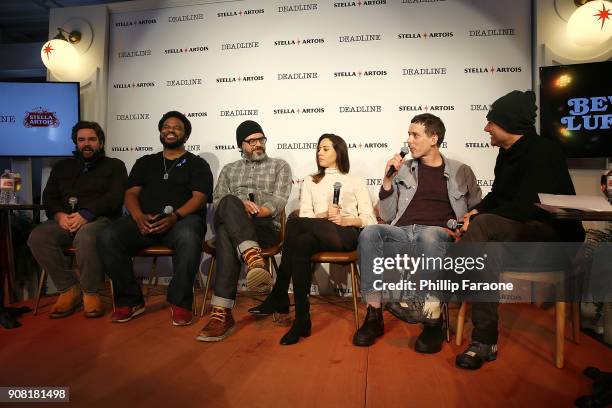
[{"left": 312, "top": 133, "right": 350, "bottom": 184}]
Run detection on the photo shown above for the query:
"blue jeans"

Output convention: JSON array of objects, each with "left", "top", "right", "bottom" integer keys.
[{"left": 358, "top": 224, "right": 453, "bottom": 303}]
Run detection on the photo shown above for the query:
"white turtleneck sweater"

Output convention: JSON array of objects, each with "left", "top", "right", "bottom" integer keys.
[{"left": 299, "top": 168, "right": 377, "bottom": 228}]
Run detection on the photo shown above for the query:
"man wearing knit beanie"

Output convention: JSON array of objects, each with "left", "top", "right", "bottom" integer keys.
[
  {"left": 197, "top": 120, "right": 292, "bottom": 342},
  {"left": 452, "top": 90, "right": 584, "bottom": 370}
]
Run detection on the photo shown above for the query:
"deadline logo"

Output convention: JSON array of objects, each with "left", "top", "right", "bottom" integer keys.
[{"left": 23, "top": 107, "right": 59, "bottom": 128}]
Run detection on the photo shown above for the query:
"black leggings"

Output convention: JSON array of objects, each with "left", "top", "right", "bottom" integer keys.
[{"left": 270, "top": 217, "right": 360, "bottom": 319}]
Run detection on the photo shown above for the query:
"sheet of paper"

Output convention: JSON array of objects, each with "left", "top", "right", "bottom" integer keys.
[{"left": 538, "top": 194, "right": 612, "bottom": 212}]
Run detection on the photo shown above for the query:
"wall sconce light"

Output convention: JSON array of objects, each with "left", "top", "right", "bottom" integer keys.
[
  {"left": 567, "top": 0, "right": 612, "bottom": 46},
  {"left": 40, "top": 28, "right": 80, "bottom": 77},
  {"left": 40, "top": 19, "right": 93, "bottom": 79}
]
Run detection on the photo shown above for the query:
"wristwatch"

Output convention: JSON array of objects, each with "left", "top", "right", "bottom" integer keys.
[{"left": 173, "top": 211, "right": 184, "bottom": 221}]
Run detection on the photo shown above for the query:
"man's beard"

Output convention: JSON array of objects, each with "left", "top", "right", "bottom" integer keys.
[
  {"left": 243, "top": 149, "right": 267, "bottom": 162},
  {"left": 160, "top": 132, "right": 186, "bottom": 149},
  {"left": 75, "top": 147, "right": 103, "bottom": 162}
]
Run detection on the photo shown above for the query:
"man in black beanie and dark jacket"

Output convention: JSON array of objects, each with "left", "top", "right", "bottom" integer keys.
[{"left": 453, "top": 90, "right": 585, "bottom": 370}]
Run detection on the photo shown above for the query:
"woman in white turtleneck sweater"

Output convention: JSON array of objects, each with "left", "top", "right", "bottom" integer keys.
[{"left": 248, "top": 134, "right": 376, "bottom": 345}]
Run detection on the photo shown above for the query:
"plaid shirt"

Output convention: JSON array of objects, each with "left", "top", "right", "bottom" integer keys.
[{"left": 213, "top": 155, "right": 292, "bottom": 227}]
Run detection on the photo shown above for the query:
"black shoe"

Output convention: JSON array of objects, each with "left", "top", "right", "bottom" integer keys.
[
  {"left": 455, "top": 341, "right": 498, "bottom": 370},
  {"left": 280, "top": 315, "right": 312, "bottom": 345},
  {"left": 248, "top": 295, "right": 290, "bottom": 316},
  {"left": 353, "top": 305, "right": 384, "bottom": 347},
  {"left": 385, "top": 298, "right": 440, "bottom": 324},
  {"left": 415, "top": 320, "right": 444, "bottom": 354}
]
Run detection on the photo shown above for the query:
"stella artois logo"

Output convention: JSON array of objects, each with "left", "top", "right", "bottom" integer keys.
[{"left": 23, "top": 107, "right": 60, "bottom": 128}]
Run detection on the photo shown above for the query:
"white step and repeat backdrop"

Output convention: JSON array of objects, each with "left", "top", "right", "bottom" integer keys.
[{"left": 106, "top": 0, "right": 532, "bottom": 290}]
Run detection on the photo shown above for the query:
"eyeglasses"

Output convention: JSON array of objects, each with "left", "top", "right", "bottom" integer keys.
[
  {"left": 244, "top": 136, "right": 267, "bottom": 147},
  {"left": 161, "top": 125, "right": 184, "bottom": 132}
]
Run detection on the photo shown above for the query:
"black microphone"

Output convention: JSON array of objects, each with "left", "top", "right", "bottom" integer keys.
[
  {"left": 248, "top": 192, "right": 258, "bottom": 215},
  {"left": 446, "top": 219, "right": 463, "bottom": 231},
  {"left": 385, "top": 147, "right": 409, "bottom": 178},
  {"left": 68, "top": 197, "right": 78, "bottom": 213},
  {"left": 333, "top": 182, "right": 342, "bottom": 206},
  {"left": 152, "top": 205, "right": 174, "bottom": 223}
]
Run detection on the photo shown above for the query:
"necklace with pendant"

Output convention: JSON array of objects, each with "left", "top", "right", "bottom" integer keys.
[{"left": 162, "top": 154, "right": 183, "bottom": 180}]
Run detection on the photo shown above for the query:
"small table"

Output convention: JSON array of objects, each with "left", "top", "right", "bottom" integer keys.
[
  {"left": 535, "top": 203, "right": 612, "bottom": 221},
  {"left": 536, "top": 203, "right": 612, "bottom": 346},
  {"left": 0, "top": 204, "right": 44, "bottom": 328}
]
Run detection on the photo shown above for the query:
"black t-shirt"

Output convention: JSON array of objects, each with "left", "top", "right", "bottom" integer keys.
[{"left": 127, "top": 151, "right": 213, "bottom": 216}]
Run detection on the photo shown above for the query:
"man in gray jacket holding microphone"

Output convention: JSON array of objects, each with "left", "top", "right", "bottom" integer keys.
[{"left": 353, "top": 113, "right": 481, "bottom": 353}]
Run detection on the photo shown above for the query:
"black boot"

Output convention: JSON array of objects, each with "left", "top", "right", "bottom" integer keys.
[
  {"left": 280, "top": 314, "right": 312, "bottom": 345},
  {"left": 415, "top": 319, "right": 444, "bottom": 354},
  {"left": 248, "top": 293, "right": 290, "bottom": 315},
  {"left": 249, "top": 261, "right": 292, "bottom": 316},
  {"left": 352, "top": 305, "right": 384, "bottom": 347}
]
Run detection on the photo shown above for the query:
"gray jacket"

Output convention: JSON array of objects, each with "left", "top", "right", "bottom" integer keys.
[{"left": 379, "top": 155, "right": 482, "bottom": 225}]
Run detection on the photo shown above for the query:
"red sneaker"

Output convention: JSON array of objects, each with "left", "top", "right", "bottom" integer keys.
[
  {"left": 111, "top": 304, "right": 145, "bottom": 323},
  {"left": 170, "top": 304, "right": 193, "bottom": 326}
]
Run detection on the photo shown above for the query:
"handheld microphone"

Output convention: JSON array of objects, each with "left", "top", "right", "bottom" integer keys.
[
  {"left": 152, "top": 205, "right": 174, "bottom": 223},
  {"left": 248, "top": 192, "right": 258, "bottom": 215},
  {"left": 446, "top": 219, "right": 463, "bottom": 231},
  {"left": 385, "top": 147, "right": 409, "bottom": 178},
  {"left": 333, "top": 182, "right": 342, "bottom": 206},
  {"left": 68, "top": 197, "right": 78, "bottom": 213}
]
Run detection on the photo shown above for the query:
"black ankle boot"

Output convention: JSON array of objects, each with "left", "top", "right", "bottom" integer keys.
[
  {"left": 352, "top": 305, "right": 384, "bottom": 347},
  {"left": 415, "top": 319, "right": 444, "bottom": 354},
  {"left": 248, "top": 294, "right": 290, "bottom": 316},
  {"left": 279, "top": 314, "right": 312, "bottom": 345}
]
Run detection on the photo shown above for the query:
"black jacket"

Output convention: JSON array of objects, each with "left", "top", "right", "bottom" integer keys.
[
  {"left": 43, "top": 155, "right": 128, "bottom": 220},
  {"left": 474, "top": 134, "right": 585, "bottom": 242}
]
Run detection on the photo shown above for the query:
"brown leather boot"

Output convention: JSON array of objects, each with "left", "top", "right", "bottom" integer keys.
[
  {"left": 196, "top": 306, "right": 235, "bottom": 342},
  {"left": 242, "top": 247, "right": 271, "bottom": 291},
  {"left": 83, "top": 293, "right": 105, "bottom": 318},
  {"left": 49, "top": 285, "right": 82, "bottom": 319}
]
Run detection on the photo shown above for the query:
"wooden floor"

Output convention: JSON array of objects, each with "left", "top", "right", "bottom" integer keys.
[{"left": 1, "top": 295, "right": 611, "bottom": 408}]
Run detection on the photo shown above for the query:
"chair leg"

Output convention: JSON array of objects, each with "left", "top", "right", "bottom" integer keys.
[
  {"left": 442, "top": 302, "right": 450, "bottom": 343},
  {"left": 555, "top": 301, "right": 565, "bottom": 369},
  {"left": 571, "top": 302, "right": 581, "bottom": 344},
  {"left": 200, "top": 256, "right": 216, "bottom": 317},
  {"left": 456, "top": 301, "right": 467, "bottom": 346},
  {"left": 146, "top": 257, "right": 158, "bottom": 298},
  {"left": 34, "top": 269, "right": 47, "bottom": 316},
  {"left": 349, "top": 262, "right": 359, "bottom": 330},
  {"left": 109, "top": 279, "right": 115, "bottom": 313}
]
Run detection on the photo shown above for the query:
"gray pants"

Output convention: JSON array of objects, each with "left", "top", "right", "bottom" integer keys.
[{"left": 27, "top": 217, "right": 111, "bottom": 294}]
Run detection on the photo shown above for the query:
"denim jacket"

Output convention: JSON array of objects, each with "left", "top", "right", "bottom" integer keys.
[{"left": 379, "top": 155, "right": 482, "bottom": 225}]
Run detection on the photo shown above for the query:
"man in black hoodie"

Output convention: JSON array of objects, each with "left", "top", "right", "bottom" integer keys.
[
  {"left": 28, "top": 121, "right": 127, "bottom": 319},
  {"left": 454, "top": 90, "right": 585, "bottom": 370}
]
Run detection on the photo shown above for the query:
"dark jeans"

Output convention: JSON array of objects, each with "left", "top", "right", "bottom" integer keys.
[
  {"left": 27, "top": 217, "right": 111, "bottom": 294},
  {"left": 211, "top": 195, "right": 279, "bottom": 308},
  {"left": 458, "top": 213, "right": 560, "bottom": 345},
  {"left": 270, "top": 217, "right": 360, "bottom": 320},
  {"left": 97, "top": 214, "right": 204, "bottom": 310}
]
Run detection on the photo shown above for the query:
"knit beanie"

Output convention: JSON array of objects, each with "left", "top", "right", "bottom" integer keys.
[
  {"left": 236, "top": 120, "right": 264, "bottom": 147},
  {"left": 486, "top": 90, "right": 537, "bottom": 135}
]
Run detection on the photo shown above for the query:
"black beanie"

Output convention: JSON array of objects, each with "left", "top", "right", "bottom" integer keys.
[
  {"left": 158, "top": 111, "right": 192, "bottom": 137},
  {"left": 486, "top": 90, "right": 537, "bottom": 135},
  {"left": 236, "top": 120, "right": 264, "bottom": 147}
]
